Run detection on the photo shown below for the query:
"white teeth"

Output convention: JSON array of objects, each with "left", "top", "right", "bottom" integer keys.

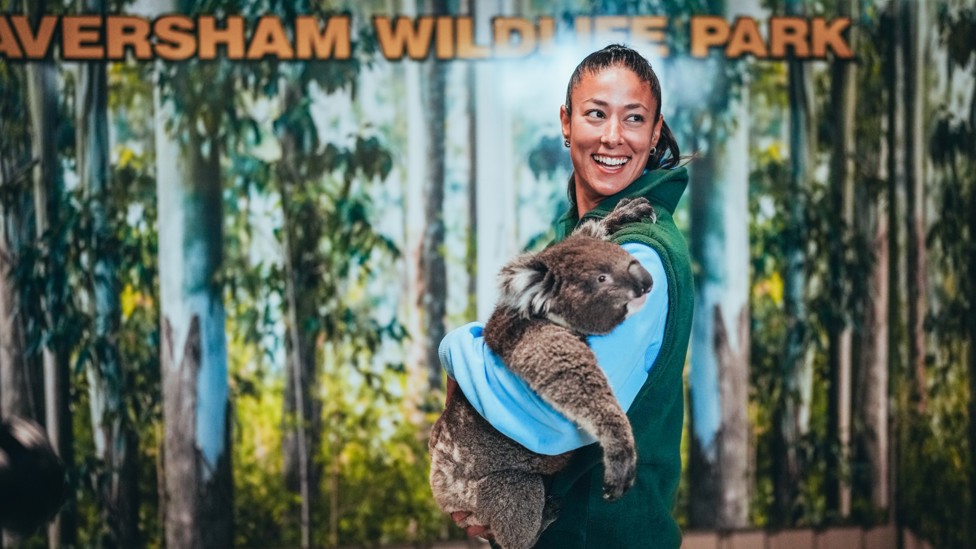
[{"left": 593, "top": 155, "right": 629, "bottom": 167}]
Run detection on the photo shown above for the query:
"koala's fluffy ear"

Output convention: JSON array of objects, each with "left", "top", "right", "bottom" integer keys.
[{"left": 497, "top": 254, "right": 554, "bottom": 316}]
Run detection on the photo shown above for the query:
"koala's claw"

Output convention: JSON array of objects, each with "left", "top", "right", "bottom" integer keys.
[
  {"left": 601, "top": 455, "right": 637, "bottom": 501},
  {"left": 602, "top": 475, "right": 635, "bottom": 501},
  {"left": 602, "top": 197, "right": 657, "bottom": 234}
]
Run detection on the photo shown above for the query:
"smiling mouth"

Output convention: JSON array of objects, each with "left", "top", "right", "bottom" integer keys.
[{"left": 593, "top": 154, "right": 630, "bottom": 167}]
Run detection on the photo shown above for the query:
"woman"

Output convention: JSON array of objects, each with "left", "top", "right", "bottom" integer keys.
[{"left": 439, "top": 44, "right": 694, "bottom": 548}]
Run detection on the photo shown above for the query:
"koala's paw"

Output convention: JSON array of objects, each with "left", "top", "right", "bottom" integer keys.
[
  {"left": 601, "top": 197, "right": 657, "bottom": 234},
  {"left": 601, "top": 449, "right": 637, "bottom": 501}
]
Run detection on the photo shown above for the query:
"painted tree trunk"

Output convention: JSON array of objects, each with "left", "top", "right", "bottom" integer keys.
[
  {"left": 850, "top": 2, "right": 890, "bottom": 515},
  {"left": 968, "top": 143, "right": 976, "bottom": 548},
  {"left": 826, "top": 0, "right": 858, "bottom": 517},
  {"left": 25, "top": 24, "right": 75, "bottom": 544},
  {"left": 883, "top": 0, "right": 906, "bottom": 525},
  {"left": 279, "top": 83, "right": 322, "bottom": 549},
  {"left": 420, "top": 0, "right": 449, "bottom": 392},
  {"left": 853, "top": 186, "right": 890, "bottom": 512},
  {"left": 280, "top": 215, "right": 318, "bottom": 549},
  {"left": 0, "top": 155, "right": 38, "bottom": 425},
  {"left": 76, "top": 3, "right": 139, "bottom": 542},
  {"left": 774, "top": 0, "right": 816, "bottom": 522},
  {"left": 968, "top": 54, "right": 976, "bottom": 549},
  {"left": 0, "top": 118, "right": 42, "bottom": 548},
  {"left": 0, "top": 213, "right": 33, "bottom": 423},
  {"left": 0, "top": 233, "right": 29, "bottom": 549},
  {"left": 154, "top": 80, "right": 233, "bottom": 549},
  {"left": 688, "top": 57, "right": 751, "bottom": 530},
  {"left": 473, "top": 0, "right": 517, "bottom": 320},
  {"left": 463, "top": 17, "right": 478, "bottom": 321},
  {"left": 400, "top": 0, "right": 431, "bottom": 419},
  {"left": 902, "top": 0, "right": 929, "bottom": 413}
]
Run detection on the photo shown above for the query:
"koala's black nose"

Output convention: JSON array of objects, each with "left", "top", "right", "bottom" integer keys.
[{"left": 629, "top": 260, "right": 652, "bottom": 294}]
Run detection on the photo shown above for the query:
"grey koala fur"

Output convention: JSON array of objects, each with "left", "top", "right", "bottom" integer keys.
[{"left": 429, "top": 197, "right": 657, "bottom": 549}]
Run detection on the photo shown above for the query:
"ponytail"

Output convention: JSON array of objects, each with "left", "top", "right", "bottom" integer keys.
[{"left": 648, "top": 119, "right": 680, "bottom": 170}]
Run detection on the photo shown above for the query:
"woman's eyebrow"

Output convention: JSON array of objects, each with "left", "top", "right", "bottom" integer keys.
[{"left": 582, "top": 98, "right": 649, "bottom": 111}]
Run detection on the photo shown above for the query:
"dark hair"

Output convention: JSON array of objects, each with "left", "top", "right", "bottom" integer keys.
[
  {"left": 564, "top": 44, "right": 681, "bottom": 176},
  {"left": 0, "top": 417, "right": 66, "bottom": 536}
]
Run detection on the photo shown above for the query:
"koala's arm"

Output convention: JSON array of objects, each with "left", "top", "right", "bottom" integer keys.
[
  {"left": 439, "top": 322, "right": 594, "bottom": 453},
  {"left": 438, "top": 242, "right": 669, "bottom": 455}
]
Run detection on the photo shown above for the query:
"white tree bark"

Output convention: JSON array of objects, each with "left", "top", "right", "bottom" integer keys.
[
  {"left": 25, "top": 17, "right": 74, "bottom": 541},
  {"left": 902, "top": 0, "right": 929, "bottom": 413},
  {"left": 154, "top": 22, "right": 233, "bottom": 546},
  {"left": 474, "top": 0, "right": 517, "bottom": 321},
  {"left": 400, "top": 0, "right": 432, "bottom": 416},
  {"left": 688, "top": 0, "right": 755, "bottom": 523},
  {"left": 828, "top": 0, "right": 858, "bottom": 517}
]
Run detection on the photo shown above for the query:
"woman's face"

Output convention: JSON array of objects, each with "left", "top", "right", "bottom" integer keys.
[{"left": 561, "top": 65, "right": 663, "bottom": 216}]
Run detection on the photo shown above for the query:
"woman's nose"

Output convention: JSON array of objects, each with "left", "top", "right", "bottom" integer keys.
[{"left": 601, "top": 119, "right": 622, "bottom": 146}]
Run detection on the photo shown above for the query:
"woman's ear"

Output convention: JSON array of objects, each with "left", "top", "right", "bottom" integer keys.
[
  {"left": 651, "top": 115, "right": 664, "bottom": 149},
  {"left": 560, "top": 104, "right": 571, "bottom": 143}
]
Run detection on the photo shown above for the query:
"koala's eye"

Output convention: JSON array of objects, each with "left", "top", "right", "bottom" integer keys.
[{"left": 598, "top": 274, "right": 608, "bottom": 283}]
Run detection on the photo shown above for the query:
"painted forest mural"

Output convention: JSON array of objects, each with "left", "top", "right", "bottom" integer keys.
[{"left": 0, "top": 0, "right": 974, "bottom": 547}]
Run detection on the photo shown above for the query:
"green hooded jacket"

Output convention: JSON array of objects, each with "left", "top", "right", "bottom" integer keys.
[{"left": 533, "top": 167, "right": 694, "bottom": 549}]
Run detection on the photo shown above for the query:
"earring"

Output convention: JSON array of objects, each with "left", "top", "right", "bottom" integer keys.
[
  {"left": 564, "top": 139, "right": 570, "bottom": 148},
  {"left": 650, "top": 146, "right": 657, "bottom": 156}
]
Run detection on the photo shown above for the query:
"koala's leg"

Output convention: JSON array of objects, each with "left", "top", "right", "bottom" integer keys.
[
  {"left": 476, "top": 472, "right": 546, "bottom": 549},
  {"left": 600, "top": 197, "right": 657, "bottom": 234}
]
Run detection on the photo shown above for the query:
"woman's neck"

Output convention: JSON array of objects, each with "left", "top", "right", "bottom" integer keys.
[
  {"left": 576, "top": 200, "right": 596, "bottom": 219},
  {"left": 573, "top": 180, "right": 599, "bottom": 218}
]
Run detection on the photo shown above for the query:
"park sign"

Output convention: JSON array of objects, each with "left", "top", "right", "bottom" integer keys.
[{"left": 0, "top": 13, "right": 853, "bottom": 62}]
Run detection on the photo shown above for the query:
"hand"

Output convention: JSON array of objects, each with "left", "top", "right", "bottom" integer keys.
[{"left": 450, "top": 511, "right": 493, "bottom": 540}]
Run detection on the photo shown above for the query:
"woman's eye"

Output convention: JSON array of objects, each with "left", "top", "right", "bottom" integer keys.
[
  {"left": 627, "top": 114, "right": 645, "bottom": 123},
  {"left": 585, "top": 110, "right": 605, "bottom": 119}
]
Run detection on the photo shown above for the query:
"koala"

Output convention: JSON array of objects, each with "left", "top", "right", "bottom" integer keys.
[
  {"left": 429, "top": 197, "right": 657, "bottom": 549},
  {"left": 0, "top": 416, "right": 66, "bottom": 536}
]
